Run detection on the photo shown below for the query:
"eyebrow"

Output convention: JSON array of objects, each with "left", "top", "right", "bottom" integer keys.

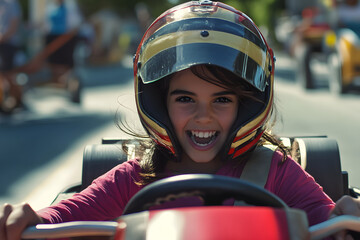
[
  {"left": 169, "top": 89, "right": 236, "bottom": 96},
  {"left": 169, "top": 90, "right": 195, "bottom": 96},
  {"left": 213, "top": 91, "right": 236, "bottom": 96}
]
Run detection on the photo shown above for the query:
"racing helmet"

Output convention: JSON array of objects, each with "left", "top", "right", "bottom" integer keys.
[{"left": 134, "top": 0, "right": 275, "bottom": 160}]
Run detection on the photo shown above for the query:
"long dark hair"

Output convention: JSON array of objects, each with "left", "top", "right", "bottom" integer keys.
[{"left": 118, "top": 65, "right": 288, "bottom": 185}]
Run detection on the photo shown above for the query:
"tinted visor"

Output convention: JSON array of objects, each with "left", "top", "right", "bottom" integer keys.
[{"left": 137, "top": 7, "right": 272, "bottom": 92}]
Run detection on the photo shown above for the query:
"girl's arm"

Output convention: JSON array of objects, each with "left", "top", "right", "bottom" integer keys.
[
  {"left": 37, "top": 159, "right": 142, "bottom": 223},
  {"left": 266, "top": 152, "right": 335, "bottom": 226}
]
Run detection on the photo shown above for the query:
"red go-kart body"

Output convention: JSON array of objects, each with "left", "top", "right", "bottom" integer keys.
[{"left": 115, "top": 206, "right": 307, "bottom": 240}]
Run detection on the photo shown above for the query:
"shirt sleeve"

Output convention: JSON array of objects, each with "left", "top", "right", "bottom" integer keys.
[
  {"left": 265, "top": 151, "right": 335, "bottom": 226},
  {"left": 37, "top": 159, "right": 142, "bottom": 223}
]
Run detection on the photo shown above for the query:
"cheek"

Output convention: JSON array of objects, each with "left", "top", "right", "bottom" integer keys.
[
  {"left": 219, "top": 107, "right": 238, "bottom": 130},
  {"left": 168, "top": 106, "right": 185, "bottom": 132},
  {"left": 168, "top": 105, "right": 195, "bottom": 136}
]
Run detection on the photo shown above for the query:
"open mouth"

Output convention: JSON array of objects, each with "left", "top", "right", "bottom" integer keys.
[{"left": 187, "top": 130, "right": 219, "bottom": 147}]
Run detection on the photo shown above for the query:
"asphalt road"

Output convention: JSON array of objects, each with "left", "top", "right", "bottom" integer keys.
[
  {"left": 1, "top": 51, "right": 360, "bottom": 210},
  {"left": 273, "top": 51, "right": 360, "bottom": 188},
  {"left": 0, "top": 57, "right": 140, "bottom": 209}
]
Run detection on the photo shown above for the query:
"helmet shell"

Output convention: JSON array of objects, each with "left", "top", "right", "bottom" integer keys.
[{"left": 134, "top": 1, "right": 275, "bottom": 159}]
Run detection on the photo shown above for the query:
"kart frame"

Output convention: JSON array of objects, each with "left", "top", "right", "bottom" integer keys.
[
  {"left": 52, "top": 135, "right": 352, "bottom": 205},
  {"left": 23, "top": 135, "right": 360, "bottom": 240}
]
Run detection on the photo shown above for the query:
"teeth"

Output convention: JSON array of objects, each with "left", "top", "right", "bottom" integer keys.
[
  {"left": 191, "top": 130, "right": 216, "bottom": 138},
  {"left": 189, "top": 130, "right": 217, "bottom": 147}
]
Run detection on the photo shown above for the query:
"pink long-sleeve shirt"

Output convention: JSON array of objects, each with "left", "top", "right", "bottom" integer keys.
[{"left": 38, "top": 150, "right": 335, "bottom": 226}]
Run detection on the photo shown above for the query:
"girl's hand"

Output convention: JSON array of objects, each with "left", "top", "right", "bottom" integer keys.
[
  {"left": 331, "top": 195, "right": 360, "bottom": 240},
  {"left": 0, "top": 203, "right": 43, "bottom": 240}
]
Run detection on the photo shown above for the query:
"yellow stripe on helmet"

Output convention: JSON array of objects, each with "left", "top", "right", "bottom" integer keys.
[
  {"left": 140, "top": 30, "right": 269, "bottom": 74},
  {"left": 231, "top": 130, "right": 258, "bottom": 149},
  {"left": 147, "top": 125, "right": 173, "bottom": 148},
  {"left": 231, "top": 73, "right": 274, "bottom": 144}
]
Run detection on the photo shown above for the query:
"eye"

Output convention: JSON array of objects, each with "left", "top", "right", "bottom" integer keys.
[
  {"left": 215, "top": 96, "right": 233, "bottom": 103},
  {"left": 175, "top": 96, "right": 193, "bottom": 103}
]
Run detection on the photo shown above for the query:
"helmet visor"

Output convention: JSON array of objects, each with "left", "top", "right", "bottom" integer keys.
[{"left": 136, "top": 3, "right": 272, "bottom": 92}]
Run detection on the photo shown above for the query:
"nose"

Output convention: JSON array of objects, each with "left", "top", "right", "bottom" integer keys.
[{"left": 194, "top": 102, "right": 212, "bottom": 123}]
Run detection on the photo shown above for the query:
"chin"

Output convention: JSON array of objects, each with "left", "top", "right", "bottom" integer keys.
[
  {"left": 188, "top": 153, "right": 219, "bottom": 164},
  {"left": 192, "top": 159, "right": 213, "bottom": 164}
]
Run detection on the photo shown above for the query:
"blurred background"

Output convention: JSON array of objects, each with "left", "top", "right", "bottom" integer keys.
[{"left": 1, "top": 0, "right": 360, "bottom": 210}]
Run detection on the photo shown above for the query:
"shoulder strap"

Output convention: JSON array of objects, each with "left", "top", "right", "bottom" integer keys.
[
  {"left": 234, "top": 145, "right": 277, "bottom": 206},
  {"left": 239, "top": 145, "right": 277, "bottom": 187}
]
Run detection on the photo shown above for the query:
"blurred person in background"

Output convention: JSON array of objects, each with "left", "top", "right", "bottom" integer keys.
[
  {"left": 44, "top": 0, "right": 83, "bottom": 89},
  {"left": 0, "top": 0, "right": 22, "bottom": 113}
]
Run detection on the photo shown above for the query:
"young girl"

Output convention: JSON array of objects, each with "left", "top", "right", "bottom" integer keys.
[{"left": 1, "top": 1, "right": 360, "bottom": 239}]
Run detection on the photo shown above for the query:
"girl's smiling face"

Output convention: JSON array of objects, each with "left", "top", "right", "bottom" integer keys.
[{"left": 167, "top": 68, "right": 238, "bottom": 164}]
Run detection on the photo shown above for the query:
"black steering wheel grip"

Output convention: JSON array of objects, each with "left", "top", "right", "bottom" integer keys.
[{"left": 123, "top": 174, "right": 287, "bottom": 215}]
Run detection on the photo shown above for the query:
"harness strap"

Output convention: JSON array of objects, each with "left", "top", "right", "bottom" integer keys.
[{"left": 234, "top": 145, "right": 277, "bottom": 206}]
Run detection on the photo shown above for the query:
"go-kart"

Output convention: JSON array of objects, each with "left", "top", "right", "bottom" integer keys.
[
  {"left": 21, "top": 136, "right": 360, "bottom": 239},
  {"left": 325, "top": 27, "right": 360, "bottom": 94},
  {"left": 291, "top": 6, "right": 331, "bottom": 90},
  {"left": 321, "top": 0, "right": 360, "bottom": 94}
]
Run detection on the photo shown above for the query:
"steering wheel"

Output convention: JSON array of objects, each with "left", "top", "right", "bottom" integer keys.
[{"left": 123, "top": 174, "right": 287, "bottom": 215}]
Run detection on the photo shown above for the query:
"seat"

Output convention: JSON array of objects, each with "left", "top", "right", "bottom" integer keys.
[
  {"left": 79, "top": 136, "right": 349, "bottom": 202},
  {"left": 288, "top": 136, "right": 348, "bottom": 202},
  {"left": 51, "top": 138, "right": 135, "bottom": 204},
  {"left": 80, "top": 138, "right": 139, "bottom": 190}
]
